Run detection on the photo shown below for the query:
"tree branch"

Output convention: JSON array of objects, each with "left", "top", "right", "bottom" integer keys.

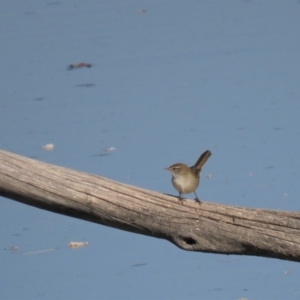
[{"left": 0, "top": 149, "right": 299, "bottom": 262}]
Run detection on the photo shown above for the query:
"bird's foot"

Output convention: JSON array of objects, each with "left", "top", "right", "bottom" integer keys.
[
  {"left": 194, "top": 197, "right": 202, "bottom": 205},
  {"left": 178, "top": 196, "right": 186, "bottom": 205}
]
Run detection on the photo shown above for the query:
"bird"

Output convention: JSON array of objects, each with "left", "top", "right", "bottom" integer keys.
[{"left": 165, "top": 150, "right": 212, "bottom": 204}]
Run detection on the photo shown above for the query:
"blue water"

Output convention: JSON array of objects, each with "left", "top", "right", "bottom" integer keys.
[{"left": 1, "top": 1, "right": 300, "bottom": 299}]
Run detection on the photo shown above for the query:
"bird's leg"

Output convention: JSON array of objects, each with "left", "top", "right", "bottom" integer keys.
[
  {"left": 178, "top": 192, "right": 185, "bottom": 204},
  {"left": 194, "top": 192, "right": 202, "bottom": 205}
]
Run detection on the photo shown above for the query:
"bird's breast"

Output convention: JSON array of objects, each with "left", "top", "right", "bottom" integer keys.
[{"left": 171, "top": 173, "right": 199, "bottom": 194}]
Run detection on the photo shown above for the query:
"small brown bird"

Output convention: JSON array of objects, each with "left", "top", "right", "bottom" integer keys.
[{"left": 165, "top": 150, "right": 212, "bottom": 204}]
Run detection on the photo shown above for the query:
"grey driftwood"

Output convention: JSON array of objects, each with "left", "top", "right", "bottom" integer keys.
[{"left": 0, "top": 149, "right": 299, "bottom": 262}]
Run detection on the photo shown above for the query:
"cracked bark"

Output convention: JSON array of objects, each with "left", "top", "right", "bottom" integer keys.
[{"left": 0, "top": 149, "right": 300, "bottom": 262}]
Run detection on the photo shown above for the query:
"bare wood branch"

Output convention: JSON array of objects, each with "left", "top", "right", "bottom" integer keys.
[{"left": 0, "top": 149, "right": 299, "bottom": 262}]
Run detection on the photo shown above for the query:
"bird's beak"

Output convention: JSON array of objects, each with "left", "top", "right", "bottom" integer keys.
[{"left": 164, "top": 167, "right": 170, "bottom": 171}]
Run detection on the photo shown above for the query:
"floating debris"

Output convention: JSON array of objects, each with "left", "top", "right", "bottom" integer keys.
[
  {"left": 68, "top": 62, "right": 92, "bottom": 70},
  {"left": 105, "top": 147, "right": 117, "bottom": 153},
  {"left": 42, "top": 144, "right": 54, "bottom": 151},
  {"left": 76, "top": 83, "right": 96, "bottom": 87},
  {"left": 93, "top": 147, "right": 117, "bottom": 157},
  {"left": 206, "top": 174, "right": 213, "bottom": 179},
  {"left": 137, "top": 9, "right": 147, "bottom": 13},
  {"left": 23, "top": 248, "right": 56, "bottom": 255},
  {"left": 8, "top": 246, "right": 20, "bottom": 251},
  {"left": 283, "top": 193, "right": 288, "bottom": 198},
  {"left": 68, "top": 241, "right": 89, "bottom": 249},
  {"left": 131, "top": 262, "right": 147, "bottom": 267}
]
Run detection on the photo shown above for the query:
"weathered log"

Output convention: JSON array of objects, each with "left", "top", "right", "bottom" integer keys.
[{"left": 0, "top": 149, "right": 299, "bottom": 262}]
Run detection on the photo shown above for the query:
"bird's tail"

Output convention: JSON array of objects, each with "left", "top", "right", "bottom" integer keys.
[{"left": 193, "top": 150, "right": 212, "bottom": 172}]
